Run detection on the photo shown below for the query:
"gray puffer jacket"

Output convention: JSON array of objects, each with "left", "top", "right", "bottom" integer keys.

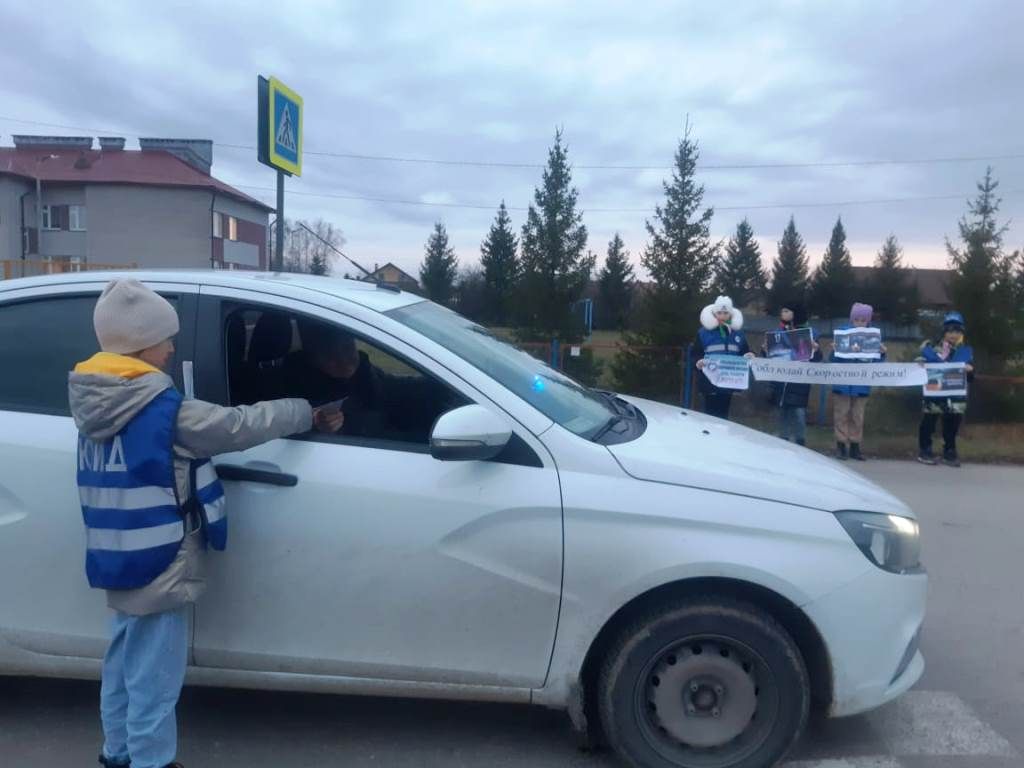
[{"left": 68, "top": 369, "right": 312, "bottom": 616}]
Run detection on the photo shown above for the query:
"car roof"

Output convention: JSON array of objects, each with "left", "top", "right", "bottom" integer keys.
[{"left": 0, "top": 269, "right": 426, "bottom": 313}]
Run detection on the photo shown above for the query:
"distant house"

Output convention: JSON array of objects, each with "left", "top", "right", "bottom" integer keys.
[
  {"left": 361, "top": 262, "right": 420, "bottom": 292},
  {"left": 851, "top": 266, "right": 954, "bottom": 311},
  {"left": 0, "top": 135, "right": 272, "bottom": 279}
]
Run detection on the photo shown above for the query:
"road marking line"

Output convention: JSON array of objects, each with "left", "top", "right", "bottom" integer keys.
[
  {"left": 785, "top": 758, "right": 903, "bottom": 768},
  {"left": 873, "top": 690, "right": 1017, "bottom": 756}
]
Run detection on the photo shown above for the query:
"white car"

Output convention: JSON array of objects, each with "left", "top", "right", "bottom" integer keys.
[{"left": 0, "top": 271, "right": 926, "bottom": 768}]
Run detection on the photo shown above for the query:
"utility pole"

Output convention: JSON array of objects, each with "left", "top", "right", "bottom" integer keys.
[{"left": 274, "top": 170, "right": 284, "bottom": 272}]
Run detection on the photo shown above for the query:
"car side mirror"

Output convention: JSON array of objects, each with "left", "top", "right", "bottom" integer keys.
[{"left": 429, "top": 405, "right": 512, "bottom": 462}]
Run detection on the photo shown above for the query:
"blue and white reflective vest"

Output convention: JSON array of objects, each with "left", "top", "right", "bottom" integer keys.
[
  {"left": 698, "top": 325, "right": 746, "bottom": 356},
  {"left": 77, "top": 388, "right": 227, "bottom": 590}
]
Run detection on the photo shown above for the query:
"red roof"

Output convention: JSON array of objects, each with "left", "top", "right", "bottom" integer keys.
[{"left": 0, "top": 147, "right": 271, "bottom": 211}]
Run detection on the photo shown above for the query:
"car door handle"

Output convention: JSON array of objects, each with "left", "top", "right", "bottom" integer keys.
[{"left": 215, "top": 464, "right": 299, "bottom": 487}]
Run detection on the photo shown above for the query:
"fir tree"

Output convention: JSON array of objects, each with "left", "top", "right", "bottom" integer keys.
[
  {"left": 419, "top": 222, "right": 459, "bottom": 307},
  {"left": 864, "top": 234, "right": 919, "bottom": 325},
  {"left": 809, "top": 217, "right": 857, "bottom": 319},
  {"left": 947, "top": 168, "right": 1016, "bottom": 367},
  {"left": 766, "top": 216, "right": 810, "bottom": 315},
  {"left": 715, "top": 218, "right": 766, "bottom": 309},
  {"left": 598, "top": 233, "right": 635, "bottom": 330},
  {"left": 517, "top": 129, "right": 593, "bottom": 339},
  {"left": 480, "top": 201, "right": 519, "bottom": 326},
  {"left": 612, "top": 123, "right": 717, "bottom": 401}
]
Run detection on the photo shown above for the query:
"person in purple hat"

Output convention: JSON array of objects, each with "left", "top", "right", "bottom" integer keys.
[{"left": 828, "top": 302, "right": 886, "bottom": 461}]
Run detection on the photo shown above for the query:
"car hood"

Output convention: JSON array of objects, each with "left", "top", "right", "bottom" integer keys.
[{"left": 607, "top": 397, "right": 911, "bottom": 516}]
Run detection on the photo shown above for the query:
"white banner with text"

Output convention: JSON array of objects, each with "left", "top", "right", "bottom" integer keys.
[{"left": 749, "top": 359, "right": 927, "bottom": 388}]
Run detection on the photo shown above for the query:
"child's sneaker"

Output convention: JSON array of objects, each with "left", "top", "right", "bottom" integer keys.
[
  {"left": 942, "top": 452, "right": 962, "bottom": 467},
  {"left": 917, "top": 452, "right": 938, "bottom": 465}
]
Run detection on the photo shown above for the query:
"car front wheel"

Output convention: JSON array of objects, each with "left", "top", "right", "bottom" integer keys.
[{"left": 598, "top": 597, "right": 809, "bottom": 768}]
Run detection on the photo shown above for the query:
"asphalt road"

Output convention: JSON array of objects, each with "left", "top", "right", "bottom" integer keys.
[{"left": 2, "top": 461, "right": 1022, "bottom": 768}]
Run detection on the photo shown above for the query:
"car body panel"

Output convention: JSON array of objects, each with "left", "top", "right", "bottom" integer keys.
[{"left": 609, "top": 397, "right": 911, "bottom": 515}]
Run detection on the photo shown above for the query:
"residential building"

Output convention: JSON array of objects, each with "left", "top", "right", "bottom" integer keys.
[
  {"left": 851, "top": 266, "right": 954, "bottom": 311},
  {"left": 361, "top": 262, "right": 421, "bottom": 292},
  {"left": 0, "top": 135, "right": 272, "bottom": 278}
]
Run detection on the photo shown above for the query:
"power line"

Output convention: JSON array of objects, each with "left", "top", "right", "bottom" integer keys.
[
  {"left": 231, "top": 182, "right": 1024, "bottom": 213},
  {"left": 3, "top": 114, "right": 1023, "bottom": 172}
]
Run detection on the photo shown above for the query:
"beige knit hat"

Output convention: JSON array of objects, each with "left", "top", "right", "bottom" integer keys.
[{"left": 93, "top": 279, "right": 180, "bottom": 354}]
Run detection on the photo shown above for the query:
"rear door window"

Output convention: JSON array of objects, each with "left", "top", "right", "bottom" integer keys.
[{"left": 0, "top": 293, "right": 182, "bottom": 416}]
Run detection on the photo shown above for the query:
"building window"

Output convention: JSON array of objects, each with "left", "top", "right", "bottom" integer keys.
[
  {"left": 228, "top": 216, "right": 238, "bottom": 241},
  {"left": 212, "top": 211, "right": 223, "bottom": 238},
  {"left": 40, "top": 206, "right": 56, "bottom": 230},
  {"left": 69, "top": 205, "right": 87, "bottom": 231}
]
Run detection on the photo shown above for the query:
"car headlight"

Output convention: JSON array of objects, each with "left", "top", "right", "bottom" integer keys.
[{"left": 834, "top": 511, "right": 922, "bottom": 574}]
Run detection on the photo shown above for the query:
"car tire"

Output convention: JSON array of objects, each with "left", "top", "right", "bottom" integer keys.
[{"left": 598, "top": 596, "right": 809, "bottom": 768}]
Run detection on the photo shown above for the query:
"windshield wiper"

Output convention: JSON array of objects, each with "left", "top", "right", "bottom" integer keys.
[{"left": 590, "top": 414, "right": 626, "bottom": 442}]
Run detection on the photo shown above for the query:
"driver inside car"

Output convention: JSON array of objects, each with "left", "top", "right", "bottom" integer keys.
[{"left": 293, "top": 324, "right": 386, "bottom": 437}]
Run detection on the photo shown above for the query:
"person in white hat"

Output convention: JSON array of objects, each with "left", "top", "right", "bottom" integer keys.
[
  {"left": 68, "top": 279, "right": 329, "bottom": 768},
  {"left": 694, "top": 295, "right": 755, "bottom": 419}
]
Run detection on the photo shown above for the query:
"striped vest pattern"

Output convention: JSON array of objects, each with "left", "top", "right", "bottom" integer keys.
[
  {"left": 77, "top": 388, "right": 227, "bottom": 590},
  {"left": 698, "top": 326, "right": 746, "bottom": 356}
]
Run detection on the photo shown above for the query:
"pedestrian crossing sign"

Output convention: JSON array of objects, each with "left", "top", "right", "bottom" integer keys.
[{"left": 264, "top": 76, "right": 303, "bottom": 176}]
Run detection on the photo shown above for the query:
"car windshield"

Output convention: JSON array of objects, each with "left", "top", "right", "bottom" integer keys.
[{"left": 387, "top": 301, "right": 614, "bottom": 437}]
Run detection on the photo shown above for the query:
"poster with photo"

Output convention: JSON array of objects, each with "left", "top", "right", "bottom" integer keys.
[
  {"left": 765, "top": 328, "right": 815, "bottom": 362},
  {"left": 833, "top": 327, "right": 882, "bottom": 359},
  {"left": 923, "top": 363, "right": 968, "bottom": 398}
]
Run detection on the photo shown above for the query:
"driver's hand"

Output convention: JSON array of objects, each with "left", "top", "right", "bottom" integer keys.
[
  {"left": 313, "top": 407, "right": 345, "bottom": 434},
  {"left": 696, "top": 358, "right": 707, "bottom": 370}
]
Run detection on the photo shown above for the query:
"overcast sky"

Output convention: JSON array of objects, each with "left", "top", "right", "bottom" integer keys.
[{"left": 2, "top": 0, "right": 1022, "bottom": 278}]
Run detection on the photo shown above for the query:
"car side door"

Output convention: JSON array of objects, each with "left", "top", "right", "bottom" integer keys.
[
  {"left": 0, "top": 281, "right": 197, "bottom": 664},
  {"left": 191, "top": 288, "right": 564, "bottom": 688}
]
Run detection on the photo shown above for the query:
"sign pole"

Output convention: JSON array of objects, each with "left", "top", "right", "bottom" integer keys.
[
  {"left": 258, "top": 74, "right": 302, "bottom": 272},
  {"left": 274, "top": 170, "right": 284, "bottom": 272}
]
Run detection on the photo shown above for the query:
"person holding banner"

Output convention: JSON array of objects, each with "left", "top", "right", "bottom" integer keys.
[
  {"left": 695, "top": 295, "right": 755, "bottom": 419},
  {"left": 917, "top": 311, "right": 974, "bottom": 467},
  {"left": 829, "top": 302, "right": 886, "bottom": 461},
  {"left": 761, "top": 303, "right": 821, "bottom": 445}
]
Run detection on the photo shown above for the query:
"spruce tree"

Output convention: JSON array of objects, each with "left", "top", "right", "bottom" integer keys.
[
  {"left": 865, "top": 235, "right": 919, "bottom": 325},
  {"left": 947, "top": 168, "right": 1015, "bottom": 366},
  {"left": 598, "top": 233, "right": 635, "bottom": 330},
  {"left": 480, "top": 201, "right": 519, "bottom": 326},
  {"left": 766, "top": 216, "right": 810, "bottom": 315},
  {"left": 517, "top": 129, "right": 593, "bottom": 339},
  {"left": 419, "top": 222, "right": 459, "bottom": 307},
  {"left": 809, "top": 217, "right": 857, "bottom": 319},
  {"left": 715, "top": 218, "right": 766, "bottom": 309},
  {"left": 612, "top": 124, "right": 717, "bottom": 401}
]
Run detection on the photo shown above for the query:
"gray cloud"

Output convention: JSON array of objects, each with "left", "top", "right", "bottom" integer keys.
[{"left": 2, "top": 0, "right": 1022, "bottom": 278}]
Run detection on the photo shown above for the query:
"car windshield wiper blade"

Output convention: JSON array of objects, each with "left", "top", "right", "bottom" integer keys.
[{"left": 591, "top": 414, "right": 626, "bottom": 442}]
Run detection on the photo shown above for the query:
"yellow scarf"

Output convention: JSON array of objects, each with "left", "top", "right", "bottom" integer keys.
[{"left": 73, "top": 352, "right": 161, "bottom": 379}]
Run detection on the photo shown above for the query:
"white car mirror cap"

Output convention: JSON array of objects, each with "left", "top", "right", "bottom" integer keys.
[{"left": 430, "top": 405, "right": 512, "bottom": 462}]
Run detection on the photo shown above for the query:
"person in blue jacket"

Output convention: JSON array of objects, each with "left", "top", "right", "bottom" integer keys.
[
  {"left": 829, "top": 302, "right": 886, "bottom": 461},
  {"left": 694, "top": 295, "right": 755, "bottom": 420},
  {"left": 917, "top": 311, "right": 975, "bottom": 466}
]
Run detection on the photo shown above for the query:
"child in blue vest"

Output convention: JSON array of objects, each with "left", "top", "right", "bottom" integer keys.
[
  {"left": 917, "top": 311, "right": 975, "bottom": 466},
  {"left": 694, "top": 295, "right": 755, "bottom": 420},
  {"left": 829, "top": 302, "right": 886, "bottom": 461},
  {"left": 69, "top": 280, "right": 317, "bottom": 768}
]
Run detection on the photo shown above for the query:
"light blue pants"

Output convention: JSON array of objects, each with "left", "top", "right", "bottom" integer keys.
[{"left": 100, "top": 607, "right": 188, "bottom": 768}]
